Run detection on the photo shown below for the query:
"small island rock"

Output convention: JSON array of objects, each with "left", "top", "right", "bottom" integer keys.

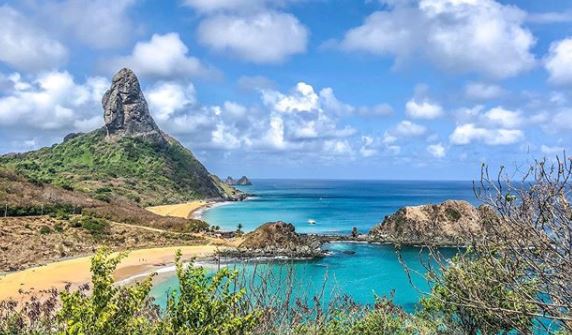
[{"left": 369, "top": 200, "right": 497, "bottom": 246}]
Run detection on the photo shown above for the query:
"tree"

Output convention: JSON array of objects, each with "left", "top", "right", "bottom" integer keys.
[
  {"left": 417, "top": 155, "right": 572, "bottom": 334},
  {"left": 351, "top": 227, "right": 358, "bottom": 238},
  {"left": 237, "top": 223, "right": 243, "bottom": 234}
]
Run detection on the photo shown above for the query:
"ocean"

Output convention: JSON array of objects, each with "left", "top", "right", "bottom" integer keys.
[{"left": 150, "top": 179, "right": 477, "bottom": 310}]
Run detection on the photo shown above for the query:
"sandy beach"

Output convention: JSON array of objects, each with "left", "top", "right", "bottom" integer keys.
[{"left": 0, "top": 245, "right": 221, "bottom": 301}]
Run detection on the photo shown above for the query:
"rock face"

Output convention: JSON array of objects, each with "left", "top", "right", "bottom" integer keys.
[
  {"left": 236, "top": 176, "right": 252, "bottom": 185},
  {"left": 369, "top": 200, "right": 496, "bottom": 246},
  {"left": 103, "top": 68, "right": 166, "bottom": 145},
  {"left": 225, "top": 176, "right": 252, "bottom": 186},
  {"left": 223, "top": 221, "right": 323, "bottom": 258}
]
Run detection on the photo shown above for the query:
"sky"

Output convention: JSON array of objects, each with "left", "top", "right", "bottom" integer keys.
[{"left": 0, "top": 0, "right": 571, "bottom": 180}]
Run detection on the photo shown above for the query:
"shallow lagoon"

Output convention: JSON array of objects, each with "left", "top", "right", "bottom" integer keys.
[{"left": 150, "top": 242, "right": 456, "bottom": 311}]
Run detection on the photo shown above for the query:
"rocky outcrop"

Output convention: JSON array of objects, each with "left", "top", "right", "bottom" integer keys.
[
  {"left": 369, "top": 200, "right": 496, "bottom": 246},
  {"left": 102, "top": 68, "right": 167, "bottom": 145},
  {"left": 225, "top": 176, "right": 252, "bottom": 186},
  {"left": 221, "top": 221, "right": 324, "bottom": 258},
  {"left": 236, "top": 176, "right": 252, "bottom": 185}
]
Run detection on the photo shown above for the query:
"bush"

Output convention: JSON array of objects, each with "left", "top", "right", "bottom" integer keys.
[
  {"left": 58, "top": 249, "right": 156, "bottom": 335},
  {"left": 70, "top": 215, "right": 111, "bottom": 236},
  {"left": 39, "top": 226, "right": 52, "bottom": 235},
  {"left": 158, "top": 250, "right": 260, "bottom": 334},
  {"left": 54, "top": 223, "right": 64, "bottom": 233}
]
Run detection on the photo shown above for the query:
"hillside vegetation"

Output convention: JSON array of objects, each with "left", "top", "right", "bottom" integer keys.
[{"left": 0, "top": 129, "right": 240, "bottom": 207}]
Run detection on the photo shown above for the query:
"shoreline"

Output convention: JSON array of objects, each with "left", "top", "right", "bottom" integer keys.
[
  {"left": 191, "top": 200, "right": 236, "bottom": 220},
  {"left": 0, "top": 245, "right": 223, "bottom": 301}
]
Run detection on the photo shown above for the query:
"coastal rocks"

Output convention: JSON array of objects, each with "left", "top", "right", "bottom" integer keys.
[
  {"left": 102, "top": 68, "right": 167, "bottom": 145},
  {"left": 369, "top": 200, "right": 496, "bottom": 246},
  {"left": 221, "top": 221, "right": 324, "bottom": 259},
  {"left": 225, "top": 176, "right": 252, "bottom": 186}
]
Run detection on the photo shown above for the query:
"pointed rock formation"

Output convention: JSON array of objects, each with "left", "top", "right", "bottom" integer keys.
[{"left": 103, "top": 68, "right": 166, "bottom": 145}]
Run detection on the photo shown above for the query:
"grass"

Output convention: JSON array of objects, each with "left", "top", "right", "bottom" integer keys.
[{"left": 0, "top": 129, "right": 238, "bottom": 206}]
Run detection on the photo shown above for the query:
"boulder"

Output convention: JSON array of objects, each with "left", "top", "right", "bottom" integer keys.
[{"left": 369, "top": 200, "right": 496, "bottom": 246}]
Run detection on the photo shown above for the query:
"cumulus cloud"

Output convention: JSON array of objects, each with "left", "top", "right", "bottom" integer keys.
[
  {"left": 545, "top": 38, "right": 572, "bottom": 85},
  {"left": 482, "top": 107, "right": 523, "bottom": 128},
  {"left": 183, "top": 0, "right": 269, "bottom": 13},
  {"left": 108, "top": 33, "right": 212, "bottom": 79},
  {"left": 147, "top": 82, "right": 197, "bottom": 122},
  {"left": 340, "top": 0, "right": 535, "bottom": 78},
  {"left": 392, "top": 120, "right": 427, "bottom": 137},
  {"left": 450, "top": 123, "right": 523, "bottom": 145},
  {"left": 405, "top": 98, "right": 443, "bottom": 119},
  {"left": 0, "top": 71, "right": 108, "bottom": 134},
  {"left": 0, "top": 5, "right": 68, "bottom": 72},
  {"left": 41, "top": 0, "right": 137, "bottom": 49},
  {"left": 465, "top": 82, "right": 506, "bottom": 100},
  {"left": 427, "top": 143, "right": 446, "bottom": 158},
  {"left": 197, "top": 11, "right": 308, "bottom": 63}
]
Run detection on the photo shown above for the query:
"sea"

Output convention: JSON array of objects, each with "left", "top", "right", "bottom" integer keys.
[{"left": 150, "top": 179, "right": 477, "bottom": 311}]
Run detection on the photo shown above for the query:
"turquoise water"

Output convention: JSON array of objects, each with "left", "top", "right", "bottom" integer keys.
[
  {"left": 151, "top": 180, "right": 474, "bottom": 309},
  {"left": 205, "top": 179, "right": 477, "bottom": 234},
  {"left": 151, "top": 242, "right": 456, "bottom": 312}
]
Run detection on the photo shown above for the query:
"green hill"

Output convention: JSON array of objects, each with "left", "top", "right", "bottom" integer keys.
[{"left": 0, "top": 68, "right": 242, "bottom": 208}]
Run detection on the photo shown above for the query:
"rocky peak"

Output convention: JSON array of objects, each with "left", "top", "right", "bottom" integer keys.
[{"left": 102, "top": 68, "right": 166, "bottom": 145}]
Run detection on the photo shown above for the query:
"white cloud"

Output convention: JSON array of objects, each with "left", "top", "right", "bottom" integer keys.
[
  {"left": 427, "top": 143, "right": 446, "bottom": 158},
  {"left": 0, "top": 71, "right": 107, "bottom": 132},
  {"left": 540, "top": 145, "right": 565, "bottom": 155},
  {"left": 197, "top": 11, "right": 308, "bottom": 63},
  {"left": 41, "top": 0, "right": 136, "bottom": 49},
  {"left": 405, "top": 98, "right": 443, "bottom": 119},
  {"left": 359, "top": 136, "right": 378, "bottom": 157},
  {"left": 545, "top": 38, "right": 572, "bottom": 85},
  {"left": 108, "top": 33, "right": 211, "bottom": 79},
  {"left": 0, "top": 6, "right": 67, "bottom": 72},
  {"left": 465, "top": 82, "right": 506, "bottom": 100},
  {"left": 527, "top": 11, "right": 572, "bottom": 24},
  {"left": 324, "top": 140, "right": 354, "bottom": 156},
  {"left": 263, "top": 82, "right": 319, "bottom": 113},
  {"left": 147, "top": 82, "right": 196, "bottom": 122},
  {"left": 482, "top": 107, "right": 523, "bottom": 128},
  {"left": 183, "top": 0, "right": 268, "bottom": 13},
  {"left": 340, "top": 0, "right": 535, "bottom": 78},
  {"left": 393, "top": 120, "right": 427, "bottom": 137},
  {"left": 450, "top": 123, "right": 523, "bottom": 145}
]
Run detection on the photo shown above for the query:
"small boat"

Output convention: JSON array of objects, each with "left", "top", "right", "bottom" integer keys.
[{"left": 308, "top": 219, "right": 316, "bottom": 225}]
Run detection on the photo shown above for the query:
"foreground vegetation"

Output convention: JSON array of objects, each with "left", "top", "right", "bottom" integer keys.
[{"left": 1, "top": 157, "right": 570, "bottom": 334}]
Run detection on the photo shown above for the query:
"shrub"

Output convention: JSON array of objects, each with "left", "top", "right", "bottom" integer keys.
[
  {"left": 58, "top": 249, "right": 157, "bottom": 335},
  {"left": 39, "top": 226, "right": 52, "bottom": 235},
  {"left": 54, "top": 223, "right": 64, "bottom": 233},
  {"left": 157, "top": 250, "right": 260, "bottom": 334}
]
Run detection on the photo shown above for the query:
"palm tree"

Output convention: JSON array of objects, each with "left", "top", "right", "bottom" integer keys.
[
  {"left": 351, "top": 227, "right": 358, "bottom": 238},
  {"left": 236, "top": 223, "right": 243, "bottom": 234}
]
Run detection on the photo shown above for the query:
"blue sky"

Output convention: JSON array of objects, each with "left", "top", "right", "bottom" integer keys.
[{"left": 1, "top": 0, "right": 571, "bottom": 180}]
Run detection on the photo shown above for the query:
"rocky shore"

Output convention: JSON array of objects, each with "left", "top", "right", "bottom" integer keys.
[
  {"left": 218, "top": 221, "right": 325, "bottom": 259},
  {"left": 369, "top": 200, "right": 496, "bottom": 246}
]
